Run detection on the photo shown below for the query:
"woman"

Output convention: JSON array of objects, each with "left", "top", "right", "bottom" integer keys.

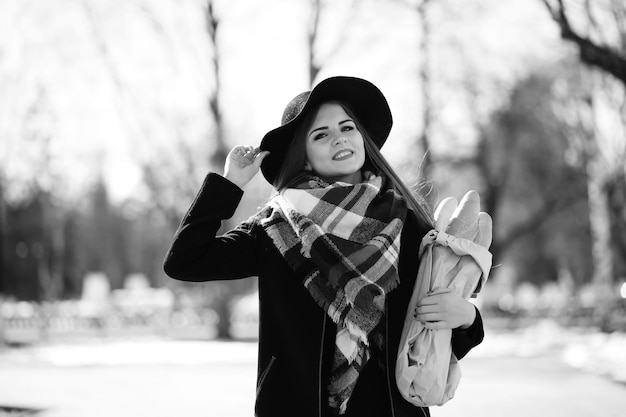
[{"left": 163, "top": 76, "right": 484, "bottom": 417}]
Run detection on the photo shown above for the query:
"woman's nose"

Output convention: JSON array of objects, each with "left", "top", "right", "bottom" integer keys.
[{"left": 333, "top": 136, "right": 347, "bottom": 146}]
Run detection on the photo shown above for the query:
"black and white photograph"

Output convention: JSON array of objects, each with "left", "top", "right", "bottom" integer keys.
[{"left": 0, "top": 0, "right": 625, "bottom": 416}]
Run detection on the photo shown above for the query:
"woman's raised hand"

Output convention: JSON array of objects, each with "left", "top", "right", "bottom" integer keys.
[{"left": 223, "top": 145, "right": 270, "bottom": 189}]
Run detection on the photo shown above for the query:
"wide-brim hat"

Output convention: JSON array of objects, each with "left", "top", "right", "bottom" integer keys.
[{"left": 259, "top": 76, "right": 392, "bottom": 185}]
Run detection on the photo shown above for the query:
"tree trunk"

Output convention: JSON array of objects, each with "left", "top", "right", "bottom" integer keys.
[
  {"left": 417, "top": 0, "right": 433, "bottom": 177},
  {"left": 605, "top": 171, "right": 626, "bottom": 280},
  {"left": 0, "top": 181, "right": 7, "bottom": 295},
  {"left": 308, "top": 0, "right": 322, "bottom": 86},
  {"left": 206, "top": 0, "right": 233, "bottom": 339},
  {"left": 0, "top": 182, "right": 6, "bottom": 345},
  {"left": 214, "top": 288, "right": 232, "bottom": 340},
  {"left": 586, "top": 159, "right": 614, "bottom": 291},
  {"left": 206, "top": 0, "right": 228, "bottom": 169}
]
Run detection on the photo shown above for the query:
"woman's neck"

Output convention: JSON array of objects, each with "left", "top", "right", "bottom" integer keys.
[{"left": 321, "top": 170, "right": 363, "bottom": 185}]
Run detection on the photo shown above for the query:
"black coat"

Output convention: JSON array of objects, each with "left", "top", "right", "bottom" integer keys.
[{"left": 163, "top": 173, "right": 484, "bottom": 417}]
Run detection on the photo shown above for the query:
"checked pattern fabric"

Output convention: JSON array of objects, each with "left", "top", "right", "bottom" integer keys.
[{"left": 259, "top": 174, "right": 407, "bottom": 414}]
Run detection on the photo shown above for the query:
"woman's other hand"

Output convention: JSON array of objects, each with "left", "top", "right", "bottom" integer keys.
[
  {"left": 223, "top": 145, "right": 270, "bottom": 189},
  {"left": 414, "top": 287, "right": 476, "bottom": 330}
]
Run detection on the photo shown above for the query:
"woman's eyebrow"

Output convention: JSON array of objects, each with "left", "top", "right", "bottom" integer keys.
[
  {"left": 308, "top": 126, "right": 328, "bottom": 136},
  {"left": 308, "top": 119, "right": 353, "bottom": 137}
]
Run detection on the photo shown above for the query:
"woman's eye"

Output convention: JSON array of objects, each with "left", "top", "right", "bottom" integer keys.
[
  {"left": 314, "top": 133, "right": 326, "bottom": 140},
  {"left": 341, "top": 125, "right": 354, "bottom": 132}
]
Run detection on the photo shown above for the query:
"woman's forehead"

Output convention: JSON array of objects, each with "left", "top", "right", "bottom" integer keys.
[{"left": 311, "top": 102, "right": 350, "bottom": 123}]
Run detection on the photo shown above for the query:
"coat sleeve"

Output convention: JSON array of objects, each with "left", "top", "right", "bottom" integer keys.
[
  {"left": 451, "top": 306, "right": 484, "bottom": 360},
  {"left": 163, "top": 173, "right": 261, "bottom": 282}
]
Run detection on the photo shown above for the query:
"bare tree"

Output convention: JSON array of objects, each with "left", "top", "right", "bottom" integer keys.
[
  {"left": 306, "top": 0, "right": 359, "bottom": 86},
  {"left": 400, "top": 0, "right": 441, "bottom": 178},
  {"left": 203, "top": 0, "right": 242, "bottom": 340},
  {"left": 0, "top": 179, "right": 8, "bottom": 344},
  {"left": 206, "top": 0, "right": 229, "bottom": 167},
  {"left": 606, "top": 170, "right": 626, "bottom": 279},
  {"left": 541, "top": 0, "right": 626, "bottom": 85},
  {"left": 0, "top": 181, "right": 7, "bottom": 297},
  {"left": 130, "top": 1, "right": 226, "bottom": 225},
  {"left": 542, "top": 0, "right": 626, "bottom": 290},
  {"left": 416, "top": 0, "right": 434, "bottom": 175},
  {"left": 308, "top": 0, "right": 323, "bottom": 85},
  {"left": 461, "top": 74, "right": 589, "bottom": 274}
]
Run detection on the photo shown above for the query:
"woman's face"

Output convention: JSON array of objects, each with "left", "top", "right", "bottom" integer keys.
[{"left": 304, "top": 102, "right": 365, "bottom": 184}]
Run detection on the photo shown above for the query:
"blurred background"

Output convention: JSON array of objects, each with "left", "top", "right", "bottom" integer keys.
[{"left": 0, "top": 0, "right": 625, "bottom": 416}]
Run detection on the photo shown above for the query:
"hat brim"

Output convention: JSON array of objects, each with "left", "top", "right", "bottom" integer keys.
[{"left": 259, "top": 76, "right": 392, "bottom": 185}]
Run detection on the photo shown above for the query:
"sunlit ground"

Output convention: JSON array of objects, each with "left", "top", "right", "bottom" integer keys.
[{"left": 1, "top": 319, "right": 626, "bottom": 417}]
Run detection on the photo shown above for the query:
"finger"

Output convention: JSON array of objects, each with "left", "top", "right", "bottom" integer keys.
[
  {"left": 232, "top": 152, "right": 252, "bottom": 163},
  {"left": 415, "top": 311, "right": 443, "bottom": 322},
  {"left": 418, "top": 294, "right": 443, "bottom": 306},
  {"left": 228, "top": 149, "right": 245, "bottom": 162},
  {"left": 231, "top": 146, "right": 250, "bottom": 158},
  {"left": 251, "top": 147, "right": 265, "bottom": 159},
  {"left": 419, "top": 288, "right": 453, "bottom": 306},
  {"left": 414, "top": 305, "right": 438, "bottom": 315},
  {"left": 253, "top": 150, "right": 271, "bottom": 167},
  {"left": 428, "top": 287, "right": 452, "bottom": 295},
  {"left": 423, "top": 321, "right": 448, "bottom": 330}
]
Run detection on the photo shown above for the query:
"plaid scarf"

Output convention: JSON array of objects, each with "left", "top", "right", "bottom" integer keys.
[{"left": 259, "top": 173, "right": 407, "bottom": 414}]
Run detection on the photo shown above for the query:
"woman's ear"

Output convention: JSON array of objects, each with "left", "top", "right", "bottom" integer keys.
[{"left": 304, "top": 161, "right": 312, "bottom": 171}]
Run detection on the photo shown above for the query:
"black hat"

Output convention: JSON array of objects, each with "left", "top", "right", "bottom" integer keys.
[{"left": 259, "top": 76, "right": 392, "bottom": 185}]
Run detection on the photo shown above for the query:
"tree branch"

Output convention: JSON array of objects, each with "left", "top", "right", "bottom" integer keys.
[
  {"left": 205, "top": 0, "right": 228, "bottom": 168},
  {"left": 541, "top": 0, "right": 626, "bottom": 84}
]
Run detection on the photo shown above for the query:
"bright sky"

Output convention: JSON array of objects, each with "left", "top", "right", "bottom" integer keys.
[{"left": 0, "top": 0, "right": 578, "bottom": 203}]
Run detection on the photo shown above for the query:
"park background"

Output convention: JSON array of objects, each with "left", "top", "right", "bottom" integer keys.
[{"left": 0, "top": 0, "right": 625, "bottom": 416}]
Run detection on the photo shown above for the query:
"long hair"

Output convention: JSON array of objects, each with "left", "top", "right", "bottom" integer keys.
[
  {"left": 272, "top": 101, "right": 434, "bottom": 228},
  {"left": 273, "top": 108, "right": 319, "bottom": 191}
]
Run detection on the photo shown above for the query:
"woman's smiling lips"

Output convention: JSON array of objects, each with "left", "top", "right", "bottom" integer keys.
[{"left": 332, "top": 149, "right": 354, "bottom": 161}]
